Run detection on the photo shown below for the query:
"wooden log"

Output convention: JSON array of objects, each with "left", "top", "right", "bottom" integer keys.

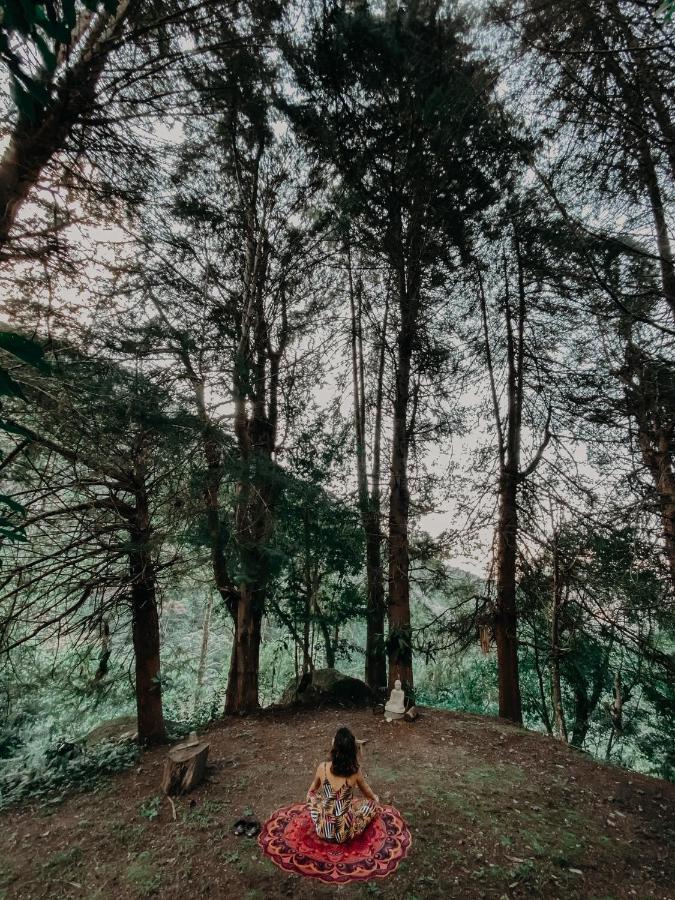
[
  {"left": 161, "top": 740, "right": 210, "bottom": 796},
  {"left": 404, "top": 705, "right": 419, "bottom": 722}
]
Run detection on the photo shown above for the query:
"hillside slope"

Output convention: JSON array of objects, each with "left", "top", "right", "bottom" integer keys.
[{"left": 0, "top": 707, "right": 673, "bottom": 899}]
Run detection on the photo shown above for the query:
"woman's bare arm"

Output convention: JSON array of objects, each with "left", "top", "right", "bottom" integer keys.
[
  {"left": 356, "top": 772, "right": 379, "bottom": 803},
  {"left": 307, "top": 764, "right": 322, "bottom": 796}
]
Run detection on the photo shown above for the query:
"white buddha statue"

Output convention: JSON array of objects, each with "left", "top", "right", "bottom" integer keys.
[{"left": 384, "top": 678, "right": 406, "bottom": 721}]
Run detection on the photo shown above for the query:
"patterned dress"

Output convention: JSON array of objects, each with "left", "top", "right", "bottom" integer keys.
[{"left": 307, "top": 763, "right": 378, "bottom": 843}]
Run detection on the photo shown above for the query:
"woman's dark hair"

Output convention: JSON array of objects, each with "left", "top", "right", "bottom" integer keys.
[{"left": 330, "top": 726, "right": 359, "bottom": 777}]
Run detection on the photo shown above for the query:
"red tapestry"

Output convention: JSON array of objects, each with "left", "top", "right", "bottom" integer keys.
[{"left": 257, "top": 802, "right": 412, "bottom": 885}]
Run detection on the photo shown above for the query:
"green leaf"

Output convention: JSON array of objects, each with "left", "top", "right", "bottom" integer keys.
[
  {"left": 38, "top": 16, "right": 71, "bottom": 44},
  {"left": 33, "top": 5, "right": 51, "bottom": 28},
  {"left": 0, "top": 526, "right": 27, "bottom": 543},
  {"left": 34, "top": 32, "right": 57, "bottom": 73},
  {"left": 0, "top": 369, "right": 26, "bottom": 399},
  {"left": 0, "top": 494, "right": 26, "bottom": 516},
  {"left": 0, "top": 418, "right": 33, "bottom": 438},
  {"left": 4, "top": 0, "right": 34, "bottom": 34},
  {"left": 10, "top": 77, "right": 37, "bottom": 121},
  {"left": 62, "top": 0, "right": 77, "bottom": 31},
  {"left": 0, "top": 332, "right": 50, "bottom": 372}
]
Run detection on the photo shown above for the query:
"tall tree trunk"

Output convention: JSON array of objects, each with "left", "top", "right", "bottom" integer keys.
[
  {"left": 638, "top": 139, "right": 675, "bottom": 323},
  {"left": 302, "top": 509, "right": 313, "bottom": 675},
  {"left": 620, "top": 341, "right": 675, "bottom": 589},
  {"left": 227, "top": 577, "right": 264, "bottom": 712},
  {"left": 550, "top": 534, "right": 568, "bottom": 742},
  {"left": 364, "top": 508, "right": 387, "bottom": 690},
  {"left": 224, "top": 138, "right": 285, "bottom": 714},
  {"left": 226, "top": 292, "right": 276, "bottom": 711},
  {"left": 487, "top": 235, "right": 550, "bottom": 725},
  {"left": 348, "top": 252, "right": 388, "bottom": 691},
  {"left": 387, "top": 285, "right": 416, "bottom": 694},
  {"left": 494, "top": 472, "right": 523, "bottom": 724},
  {"left": 147, "top": 296, "right": 244, "bottom": 698},
  {"left": 198, "top": 400, "right": 241, "bottom": 695},
  {"left": 366, "top": 291, "right": 389, "bottom": 692},
  {"left": 637, "top": 429, "right": 675, "bottom": 589},
  {"left": 128, "top": 474, "right": 165, "bottom": 745},
  {"left": 225, "top": 438, "right": 271, "bottom": 714},
  {"left": 490, "top": 249, "right": 526, "bottom": 725}
]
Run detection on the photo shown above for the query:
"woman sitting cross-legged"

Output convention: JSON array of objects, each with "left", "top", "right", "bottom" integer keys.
[{"left": 306, "top": 726, "right": 381, "bottom": 843}]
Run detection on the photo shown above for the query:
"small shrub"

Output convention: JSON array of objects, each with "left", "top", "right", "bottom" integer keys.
[{"left": 138, "top": 795, "right": 162, "bottom": 821}]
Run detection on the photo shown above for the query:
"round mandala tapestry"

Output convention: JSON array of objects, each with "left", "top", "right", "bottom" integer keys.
[{"left": 257, "top": 802, "right": 412, "bottom": 885}]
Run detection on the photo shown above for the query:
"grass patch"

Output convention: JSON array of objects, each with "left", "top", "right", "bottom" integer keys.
[
  {"left": 126, "top": 850, "right": 162, "bottom": 897},
  {"left": 463, "top": 763, "right": 525, "bottom": 790},
  {"left": 181, "top": 798, "right": 226, "bottom": 827},
  {"left": 110, "top": 821, "right": 146, "bottom": 850},
  {"left": 222, "top": 846, "right": 271, "bottom": 880},
  {"left": 365, "top": 763, "right": 399, "bottom": 784},
  {"left": 0, "top": 862, "right": 16, "bottom": 890},
  {"left": 41, "top": 845, "right": 83, "bottom": 873}
]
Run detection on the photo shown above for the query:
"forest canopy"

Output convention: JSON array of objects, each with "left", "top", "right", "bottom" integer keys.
[{"left": 0, "top": 0, "right": 673, "bottom": 799}]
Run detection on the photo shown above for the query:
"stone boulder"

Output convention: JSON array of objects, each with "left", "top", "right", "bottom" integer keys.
[
  {"left": 279, "top": 668, "right": 376, "bottom": 708},
  {"left": 84, "top": 716, "right": 138, "bottom": 745}
]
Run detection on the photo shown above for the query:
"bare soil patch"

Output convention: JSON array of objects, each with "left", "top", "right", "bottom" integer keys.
[{"left": 0, "top": 706, "right": 673, "bottom": 899}]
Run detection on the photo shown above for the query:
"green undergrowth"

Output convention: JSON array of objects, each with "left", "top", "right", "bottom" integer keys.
[{"left": 0, "top": 739, "right": 139, "bottom": 811}]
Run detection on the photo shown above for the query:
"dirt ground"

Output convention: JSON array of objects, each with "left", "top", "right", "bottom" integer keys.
[{"left": 0, "top": 706, "right": 673, "bottom": 899}]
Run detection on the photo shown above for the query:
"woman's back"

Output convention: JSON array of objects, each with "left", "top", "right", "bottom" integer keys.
[
  {"left": 320, "top": 761, "right": 356, "bottom": 796},
  {"left": 306, "top": 727, "right": 380, "bottom": 843}
]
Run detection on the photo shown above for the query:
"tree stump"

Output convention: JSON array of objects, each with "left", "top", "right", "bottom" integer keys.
[{"left": 161, "top": 738, "right": 210, "bottom": 796}]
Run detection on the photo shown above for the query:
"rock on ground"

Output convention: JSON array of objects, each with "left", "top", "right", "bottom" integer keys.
[{"left": 279, "top": 668, "right": 376, "bottom": 708}]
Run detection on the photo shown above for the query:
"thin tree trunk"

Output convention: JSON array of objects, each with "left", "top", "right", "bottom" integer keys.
[
  {"left": 303, "top": 509, "right": 312, "bottom": 675},
  {"left": 494, "top": 472, "right": 523, "bottom": 723},
  {"left": 147, "top": 295, "right": 243, "bottom": 697},
  {"left": 193, "top": 590, "right": 214, "bottom": 714},
  {"left": 387, "top": 282, "right": 416, "bottom": 695},
  {"left": 365, "top": 291, "right": 389, "bottom": 692},
  {"left": 638, "top": 138, "right": 675, "bottom": 322},
  {"left": 550, "top": 535, "right": 568, "bottom": 742},
  {"left": 480, "top": 261, "right": 523, "bottom": 724},
  {"left": 197, "top": 400, "right": 240, "bottom": 695},
  {"left": 348, "top": 251, "right": 388, "bottom": 691},
  {"left": 494, "top": 247, "right": 524, "bottom": 725},
  {"left": 94, "top": 620, "right": 111, "bottom": 682},
  {"left": 532, "top": 624, "right": 553, "bottom": 735},
  {"left": 571, "top": 683, "right": 590, "bottom": 748},
  {"left": 610, "top": 671, "right": 623, "bottom": 735},
  {"left": 313, "top": 592, "right": 335, "bottom": 668}
]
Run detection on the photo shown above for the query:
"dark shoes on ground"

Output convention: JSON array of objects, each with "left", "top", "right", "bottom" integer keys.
[{"left": 232, "top": 816, "right": 261, "bottom": 837}]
